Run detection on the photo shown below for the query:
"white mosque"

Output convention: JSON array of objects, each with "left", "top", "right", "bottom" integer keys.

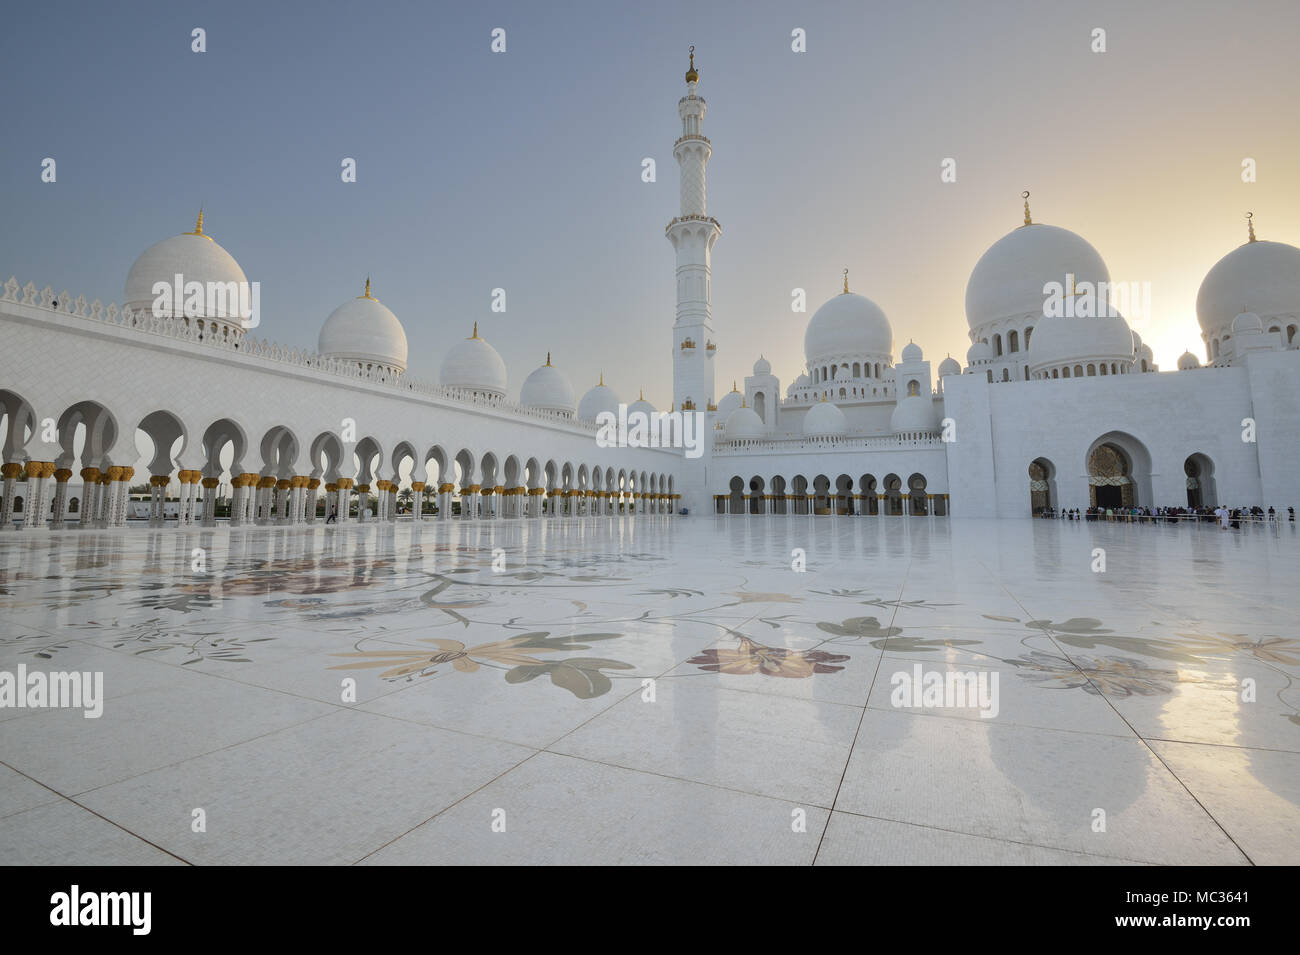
[{"left": 2, "top": 50, "right": 1299, "bottom": 530}]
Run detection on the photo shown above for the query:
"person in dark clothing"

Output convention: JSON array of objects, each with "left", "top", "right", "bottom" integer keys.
[{"left": 325, "top": 506, "right": 338, "bottom": 524}]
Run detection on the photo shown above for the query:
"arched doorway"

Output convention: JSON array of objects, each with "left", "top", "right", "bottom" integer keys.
[
  {"left": 907, "top": 474, "right": 928, "bottom": 515},
  {"left": 882, "top": 473, "right": 904, "bottom": 515},
  {"left": 859, "top": 473, "right": 878, "bottom": 515},
  {"left": 1028, "top": 458, "right": 1056, "bottom": 515},
  {"left": 748, "top": 475, "right": 766, "bottom": 514},
  {"left": 728, "top": 475, "right": 744, "bottom": 514},
  {"left": 1184, "top": 453, "right": 1216, "bottom": 508}
]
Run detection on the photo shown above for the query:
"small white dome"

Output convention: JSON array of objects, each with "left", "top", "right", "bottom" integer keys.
[
  {"left": 966, "top": 222, "right": 1110, "bottom": 331},
  {"left": 890, "top": 395, "right": 941, "bottom": 434},
  {"left": 786, "top": 373, "right": 810, "bottom": 396},
  {"left": 900, "top": 341, "right": 923, "bottom": 362},
  {"left": 519, "top": 356, "right": 575, "bottom": 414},
  {"left": 715, "top": 386, "right": 743, "bottom": 418},
  {"left": 803, "top": 399, "right": 847, "bottom": 437},
  {"left": 1026, "top": 315, "right": 1135, "bottom": 373},
  {"left": 1177, "top": 351, "right": 1201, "bottom": 370},
  {"left": 577, "top": 379, "right": 621, "bottom": 421},
  {"left": 753, "top": 355, "right": 771, "bottom": 376},
  {"left": 440, "top": 326, "right": 507, "bottom": 397},
  {"left": 938, "top": 356, "right": 962, "bottom": 377},
  {"left": 628, "top": 391, "right": 656, "bottom": 417},
  {"left": 1197, "top": 238, "right": 1300, "bottom": 339},
  {"left": 1231, "top": 310, "right": 1263, "bottom": 333},
  {"left": 125, "top": 216, "right": 249, "bottom": 327},
  {"left": 804, "top": 292, "right": 893, "bottom": 364},
  {"left": 725, "top": 405, "right": 764, "bottom": 440},
  {"left": 966, "top": 341, "right": 993, "bottom": 364},
  {"left": 318, "top": 286, "right": 408, "bottom": 373}
]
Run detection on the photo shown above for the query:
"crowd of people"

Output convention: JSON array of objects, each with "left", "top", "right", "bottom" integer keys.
[{"left": 1037, "top": 505, "right": 1295, "bottom": 528}]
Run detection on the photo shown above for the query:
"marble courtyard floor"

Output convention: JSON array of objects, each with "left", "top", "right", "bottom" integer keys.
[{"left": 1, "top": 514, "right": 1297, "bottom": 866}]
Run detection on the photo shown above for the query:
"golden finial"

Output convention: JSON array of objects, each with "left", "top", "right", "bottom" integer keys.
[
  {"left": 599, "top": 371, "right": 604, "bottom": 386},
  {"left": 1022, "top": 191, "right": 1032, "bottom": 227},
  {"left": 685, "top": 45, "right": 698, "bottom": 84},
  {"left": 470, "top": 321, "right": 479, "bottom": 339},
  {"left": 187, "top": 207, "right": 211, "bottom": 240},
  {"left": 1247, "top": 211, "right": 1256, "bottom": 243},
  {"left": 360, "top": 276, "right": 372, "bottom": 299},
  {"left": 546, "top": 351, "right": 551, "bottom": 366},
  {"left": 639, "top": 388, "right": 644, "bottom": 400},
  {"left": 842, "top": 268, "right": 849, "bottom": 294},
  {"left": 732, "top": 380, "right": 738, "bottom": 392}
]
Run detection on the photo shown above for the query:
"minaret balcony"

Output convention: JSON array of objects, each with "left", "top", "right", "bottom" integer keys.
[{"left": 673, "top": 134, "right": 711, "bottom": 147}]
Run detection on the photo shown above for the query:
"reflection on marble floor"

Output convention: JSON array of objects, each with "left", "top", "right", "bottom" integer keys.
[{"left": 1, "top": 515, "right": 1297, "bottom": 865}]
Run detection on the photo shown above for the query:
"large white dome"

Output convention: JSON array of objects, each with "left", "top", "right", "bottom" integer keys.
[
  {"left": 519, "top": 355, "right": 575, "bottom": 414},
  {"left": 1196, "top": 239, "right": 1300, "bottom": 339},
  {"left": 1026, "top": 315, "right": 1135, "bottom": 374},
  {"left": 890, "top": 395, "right": 941, "bottom": 434},
  {"left": 804, "top": 291, "right": 893, "bottom": 365},
  {"left": 318, "top": 283, "right": 408, "bottom": 373},
  {"left": 440, "top": 325, "right": 507, "bottom": 397},
  {"left": 965, "top": 223, "right": 1110, "bottom": 331},
  {"left": 125, "top": 214, "right": 249, "bottom": 325},
  {"left": 803, "top": 399, "right": 847, "bottom": 437},
  {"left": 577, "top": 378, "right": 620, "bottom": 421}
]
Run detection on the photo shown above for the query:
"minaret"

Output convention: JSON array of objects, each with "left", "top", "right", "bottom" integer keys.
[{"left": 666, "top": 46, "right": 721, "bottom": 413}]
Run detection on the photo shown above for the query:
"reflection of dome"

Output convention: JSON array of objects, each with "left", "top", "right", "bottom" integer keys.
[
  {"left": 577, "top": 376, "right": 620, "bottom": 421},
  {"left": 803, "top": 399, "right": 847, "bottom": 436},
  {"left": 725, "top": 405, "right": 764, "bottom": 440},
  {"left": 440, "top": 323, "right": 507, "bottom": 397},
  {"left": 519, "top": 355, "right": 575, "bottom": 414},
  {"left": 804, "top": 291, "right": 893, "bottom": 364},
  {"left": 1177, "top": 351, "right": 1201, "bottom": 370},
  {"left": 1231, "top": 310, "right": 1263, "bottom": 334},
  {"left": 890, "top": 395, "right": 940, "bottom": 434},
  {"left": 900, "top": 341, "right": 922, "bottom": 362},
  {"left": 1026, "top": 315, "right": 1135, "bottom": 374},
  {"left": 318, "top": 282, "right": 408, "bottom": 374},
  {"left": 966, "top": 341, "right": 993, "bottom": 364},
  {"left": 1197, "top": 238, "right": 1300, "bottom": 339},
  {"left": 715, "top": 383, "right": 743, "bottom": 418},
  {"left": 938, "top": 356, "right": 961, "bottom": 377},
  {"left": 966, "top": 222, "right": 1110, "bottom": 330},
  {"left": 753, "top": 355, "right": 771, "bottom": 376},
  {"left": 125, "top": 212, "right": 249, "bottom": 327}
]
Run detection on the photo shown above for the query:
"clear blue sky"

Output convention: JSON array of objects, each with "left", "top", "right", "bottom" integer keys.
[{"left": 4, "top": 0, "right": 1298, "bottom": 404}]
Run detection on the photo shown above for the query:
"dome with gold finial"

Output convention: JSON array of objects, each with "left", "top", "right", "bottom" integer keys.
[
  {"left": 965, "top": 193, "right": 1110, "bottom": 333},
  {"left": 804, "top": 270, "right": 894, "bottom": 366},
  {"left": 1196, "top": 214, "right": 1300, "bottom": 344},
  {"left": 520, "top": 352, "right": 575, "bottom": 415},
  {"left": 628, "top": 389, "right": 656, "bottom": 418},
  {"left": 125, "top": 209, "right": 250, "bottom": 330},
  {"left": 318, "top": 278, "right": 409, "bottom": 376},
  {"left": 440, "top": 322, "right": 508, "bottom": 398},
  {"left": 577, "top": 373, "right": 621, "bottom": 422},
  {"left": 715, "top": 380, "right": 743, "bottom": 418}
]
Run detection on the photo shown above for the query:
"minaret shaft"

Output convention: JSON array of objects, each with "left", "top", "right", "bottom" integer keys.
[{"left": 667, "top": 51, "right": 720, "bottom": 412}]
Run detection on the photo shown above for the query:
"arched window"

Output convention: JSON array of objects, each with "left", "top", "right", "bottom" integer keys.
[
  {"left": 907, "top": 379, "right": 920, "bottom": 397},
  {"left": 1001, "top": 368, "right": 1010, "bottom": 382},
  {"left": 1008, "top": 330, "right": 1019, "bottom": 352},
  {"left": 993, "top": 334, "right": 1003, "bottom": 356},
  {"left": 1087, "top": 364, "right": 1096, "bottom": 376},
  {"left": 1074, "top": 364, "right": 1084, "bottom": 377},
  {"left": 1062, "top": 367, "right": 1070, "bottom": 378},
  {"left": 852, "top": 362, "right": 860, "bottom": 377},
  {"left": 1024, "top": 326, "right": 1033, "bottom": 348},
  {"left": 986, "top": 370, "right": 993, "bottom": 383},
  {"left": 1288, "top": 325, "right": 1297, "bottom": 344},
  {"left": 1100, "top": 363, "right": 1108, "bottom": 375}
]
